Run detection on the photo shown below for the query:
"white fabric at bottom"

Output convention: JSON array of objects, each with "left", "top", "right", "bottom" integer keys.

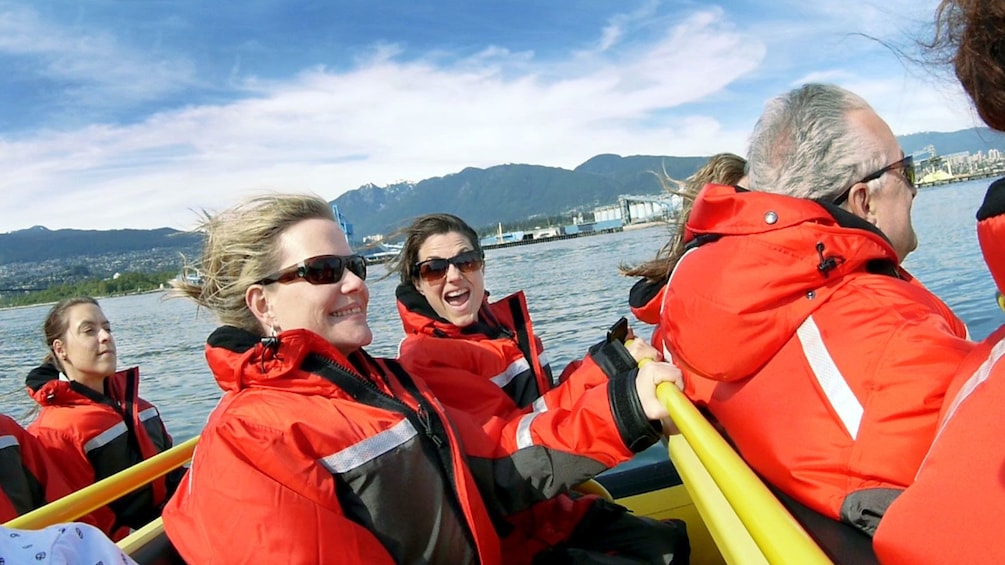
[{"left": 0, "top": 522, "right": 137, "bottom": 565}]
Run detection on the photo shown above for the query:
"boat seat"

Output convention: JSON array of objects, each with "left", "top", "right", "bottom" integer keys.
[
  {"left": 596, "top": 455, "right": 682, "bottom": 499},
  {"left": 573, "top": 478, "right": 615, "bottom": 501},
  {"left": 769, "top": 486, "right": 878, "bottom": 565}
]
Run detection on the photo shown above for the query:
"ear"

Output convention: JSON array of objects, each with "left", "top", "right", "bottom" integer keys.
[
  {"left": 414, "top": 279, "right": 427, "bottom": 297},
  {"left": 52, "top": 339, "right": 66, "bottom": 360},
  {"left": 246, "top": 285, "right": 274, "bottom": 330},
  {"left": 845, "top": 182, "right": 875, "bottom": 222}
]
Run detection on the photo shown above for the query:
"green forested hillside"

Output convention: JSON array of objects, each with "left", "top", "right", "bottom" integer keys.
[{"left": 0, "top": 226, "right": 200, "bottom": 265}]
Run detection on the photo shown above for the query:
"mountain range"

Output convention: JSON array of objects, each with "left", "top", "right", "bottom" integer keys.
[
  {"left": 333, "top": 126, "right": 1005, "bottom": 238},
  {"left": 3, "top": 126, "right": 1004, "bottom": 280},
  {"left": 331, "top": 154, "right": 709, "bottom": 239}
]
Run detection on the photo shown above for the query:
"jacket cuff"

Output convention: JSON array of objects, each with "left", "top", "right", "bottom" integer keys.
[
  {"left": 587, "top": 339, "right": 638, "bottom": 378},
  {"left": 608, "top": 369, "right": 661, "bottom": 453}
]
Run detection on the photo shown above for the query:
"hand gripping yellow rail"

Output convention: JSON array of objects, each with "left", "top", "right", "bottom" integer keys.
[
  {"left": 4, "top": 435, "right": 199, "bottom": 530},
  {"left": 656, "top": 383, "right": 831, "bottom": 565}
]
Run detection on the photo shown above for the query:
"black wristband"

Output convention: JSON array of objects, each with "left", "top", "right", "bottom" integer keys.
[
  {"left": 608, "top": 369, "right": 661, "bottom": 453},
  {"left": 588, "top": 339, "right": 638, "bottom": 378}
]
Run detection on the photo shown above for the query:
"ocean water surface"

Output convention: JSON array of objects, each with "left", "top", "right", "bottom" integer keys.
[{"left": 1, "top": 178, "right": 1001, "bottom": 442}]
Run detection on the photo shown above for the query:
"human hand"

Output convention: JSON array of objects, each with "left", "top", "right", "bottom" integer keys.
[
  {"left": 625, "top": 337, "right": 662, "bottom": 365},
  {"left": 634, "top": 361, "right": 683, "bottom": 436}
]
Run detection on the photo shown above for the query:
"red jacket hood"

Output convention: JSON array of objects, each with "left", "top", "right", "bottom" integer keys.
[
  {"left": 205, "top": 326, "right": 381, "bottom": 397},
  {"left": 662, "top": 184, "right": 904, "bottom": 381},
  {"left": 26, "top": 363, "right": 142, "bottom": 407},
  {"left": 977, "top": 177, "right": 1005, "bottom": 294},
  {"left": 629, "top": 278, "right": 667, "bottom": 326},
  {"left": 396, "top": 283, "right": 521, "bottom": 341}
]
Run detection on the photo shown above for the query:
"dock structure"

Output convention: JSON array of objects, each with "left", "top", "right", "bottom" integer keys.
[
  {"left": 916, "top": 168, "right": 1005, "bottom": 188},
  {"left": 480, "top": 227, "right": 624, "bottom": 251},
  {"left": 480, "top": 220, "right": 624, "bottom": 250}
]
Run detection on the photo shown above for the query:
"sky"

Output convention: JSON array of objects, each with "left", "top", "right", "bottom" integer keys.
[{"left": 0, "top": 0, "right": 980, "bottom": 233}]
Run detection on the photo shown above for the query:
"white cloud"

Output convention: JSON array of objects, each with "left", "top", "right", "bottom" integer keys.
[
  {"left": 0, "top": 0, "right": 983, "bottom": 234},
  {"left": 591, "top": 0, "right": 661, "bottom": 53},
  {"left": 1, "top": 7, "right": 766, "bottom": 232}
]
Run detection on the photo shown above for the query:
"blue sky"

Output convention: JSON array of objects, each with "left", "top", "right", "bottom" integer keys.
[{"left": 0, "top": 0, "right": 977, "bottom": 232}]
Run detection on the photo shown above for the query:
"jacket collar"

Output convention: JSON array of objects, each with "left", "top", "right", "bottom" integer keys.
[
  {"left": 205, "top": 325, "right": 380, "bottom": 396},
  {"left": 26, "top": 362, "right": 139, "bottom": 407},
  {"left": 687, "top": 184, "right": 894, "bottom": 248},
  {"left": 395, "top": 283, "right": 508, "bottom": 339}
]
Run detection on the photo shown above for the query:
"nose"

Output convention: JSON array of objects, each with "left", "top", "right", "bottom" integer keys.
[
  {"left": 444, "top": 263, "right": 465, "bottom": 283},
  {"left": 341, "top": 269, "right": 367, "bottom": 293}
]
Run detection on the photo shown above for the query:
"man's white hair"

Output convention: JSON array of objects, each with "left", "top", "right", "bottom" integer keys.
[{"left": 747, "top": 83, "right": 887, "bottom": 200}]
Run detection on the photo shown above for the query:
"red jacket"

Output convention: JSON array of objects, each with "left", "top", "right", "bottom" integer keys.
[
  {"left": 396, "top": 286, "right": 641, "bottom": 561},
  {"left": 631, "top": 184, "right": 972, "bottom": 534},
  {"left": 164, "top": 326, "right": 654, "bottom": 564},
  {"left": 25, "top": 364, "right": 175, "bottom": 538},
  {"left": 0, "top": 414, "right": 76, "bottom": 523},
  {"left": 397, "top": 287, "right": 566, "bottom": 406},
  {"left": 874, "top": 177, "right": 1005, "bottom": 564}
]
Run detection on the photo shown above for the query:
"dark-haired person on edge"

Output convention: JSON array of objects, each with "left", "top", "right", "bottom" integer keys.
[{"left": 873, "top": 2, "right": 1005, "bottom": 562}]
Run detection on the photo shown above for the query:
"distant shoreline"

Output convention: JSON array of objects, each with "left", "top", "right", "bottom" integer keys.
[{"left": 0, "top": 288, "right": 166, "bottom": 312}]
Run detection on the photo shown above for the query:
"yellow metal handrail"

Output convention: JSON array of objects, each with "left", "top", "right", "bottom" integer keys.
[
  {"left": 656, "top": 383, "right": 831, "bottom": 565},
  {"left": 117, "top": 516, "right": 167, "bottom": 554},
  {"left": 4, "top": 435, "right": 199, "bottom": 530}
]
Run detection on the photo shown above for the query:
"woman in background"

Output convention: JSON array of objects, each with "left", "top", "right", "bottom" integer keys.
[
  {"left": 624, "top": 153, "right": 746, "bottom": 404},
  {"left": 25, "top": 297, "right": 178, "bottom": 539},
  {"left": 393, "top": 213, "right": 689, "bottom": 564}
]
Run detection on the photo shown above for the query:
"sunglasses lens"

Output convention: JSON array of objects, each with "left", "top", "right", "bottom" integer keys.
[
  {"left": 455, "top": 254, "right": 484, "bottom": 273},
  {"left": 348, "top": 256, "right": 367, "bottom": 281},
  {"left": 419, "top": 260, "right": 450, "bottom": 282},
  {"left": 301, "top": 256, "right": 367, "bottom": 284},
  {"left": 303, "top": 258, "right": 341, "bottom": 284},
  {"left": 416, "top": 251, "right": 484, "bottom": 283}
]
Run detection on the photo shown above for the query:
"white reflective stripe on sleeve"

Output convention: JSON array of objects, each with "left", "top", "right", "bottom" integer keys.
[
  {"left": 84, "top": 422, "right": 128, "bottom": 453},
  {"left": 531, "top": 396, "right": 548, "bottom": 414},
  {"left": 662, "top": 343, "right": 673, "bottom": 364},
  {"left": 138, "top": 407, "right": 159, "bottom": 422},
  {"left": 318, "top": 418, "right": 418, "bottom": 474},
  {"left": 515, "top": 412, "right": 540, "bottom": 450},
  {"left": 0, "top": 435, "right": 18, "bottom": 450},
  {"left": 490, "top": 358, "right": 531, "bottom": 388},
  {"left": 538, "top": 351, "right": 550, "bottom": 367},
  {"left": 796, "top": 316, "right": 863, "bottom": 440}
]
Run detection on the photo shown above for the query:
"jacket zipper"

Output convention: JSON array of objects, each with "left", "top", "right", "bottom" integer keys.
[{"left": 309, "top": 354, "right": 480, "bottom": 556}]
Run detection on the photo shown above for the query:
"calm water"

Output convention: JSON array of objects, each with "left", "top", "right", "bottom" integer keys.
[{"left": 2, "top": 178, "right": 1002, "bottom": 441}]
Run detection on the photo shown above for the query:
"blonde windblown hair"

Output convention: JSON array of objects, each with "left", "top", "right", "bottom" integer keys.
[{"left": 170, "top": 193, "right": 336, "bottom": 335}]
